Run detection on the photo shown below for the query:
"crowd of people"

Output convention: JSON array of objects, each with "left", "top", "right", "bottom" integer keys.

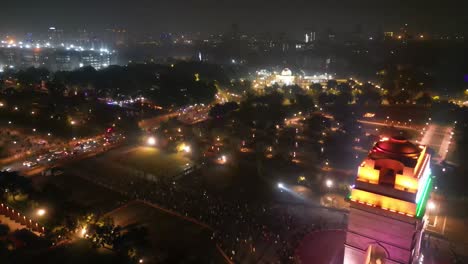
[{"left": 75, "top": 158, "right": 346, "bottom": 263}]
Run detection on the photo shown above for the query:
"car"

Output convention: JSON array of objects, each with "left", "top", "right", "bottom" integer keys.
[
  {"left": 23, "top": 161, "right": 38, "bottom": 167},
  {"left": 36, "top": 155, "right": 47, "bottom": 162}
]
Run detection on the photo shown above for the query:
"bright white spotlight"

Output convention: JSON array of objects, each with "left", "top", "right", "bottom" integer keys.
[
  {"left": 277, "top": 182, "right": 285, "bottom": 189},
  {"left": 183, "top": 145, "right": 191, "bottom": 153},
  {"left": 36, "top": 209, "right": 46, "bottom": 217},
  {"left": 427, "top": 201, "right": 436, "bottom": 210},
  {"left": 80, "top": 227, "right": 87, "bottom": 237},
  {"left": 147, "top": 137, "right": 156, "bottom": 146},
  {"left": 325, "top": 179, "right": 333, "bottom": 188}
]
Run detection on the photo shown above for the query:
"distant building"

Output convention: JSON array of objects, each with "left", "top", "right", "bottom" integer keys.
[
  {"left": 81, "top": 50, "right": 111, "bottom": 70},
  {"left": 47, "top": 27, "right": 63, "bottom": 46},
  {"left": 305, "top": 32, "right": 317, "bottom": 43},
  {"left": 275, "top": 68, "right": 295, "bottom": 85},
  {"left": 344, "top": 136, "right": 431, "bottom": 264},
  {"left": 253, "top": 68, "right": 334, "bottom": 89},
  {"left": 104, "top": 28, "right": 128, "bottom": 47},
  {"left": 0, "top": 46, "right": 114, "bottom": 71},
  {"left": 384, "top": 32, "right": 394, "bottom": 40}
]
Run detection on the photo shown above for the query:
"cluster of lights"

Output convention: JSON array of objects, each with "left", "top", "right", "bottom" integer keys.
[
  {"left": 0, "top": 40, "right": 112, "bottom": 54},
  {"left": 106, "top": 97, "right": 145, "bottom": 106},
  {"left": 349, "top": 197, "right": 415, "bottom": 218}
]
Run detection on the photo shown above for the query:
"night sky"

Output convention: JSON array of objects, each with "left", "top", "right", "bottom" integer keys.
[{"left": 1, "top": 0, "right": 467, "bottom": 36}]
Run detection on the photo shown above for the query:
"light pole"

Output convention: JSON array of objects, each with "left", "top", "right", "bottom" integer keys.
[
  {"left": 325, "top": 179, "right": 333, "bottom": 188},
  {"left": 147, "top": 137, "right": 156, "bottom": 146},
  {"left": 36, "top": 208, "right": 46, "bottom": 217}
]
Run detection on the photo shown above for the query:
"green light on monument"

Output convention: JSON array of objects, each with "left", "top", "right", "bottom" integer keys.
[{"left": 415, "top": 176, "right": 433, "bottom": 218}]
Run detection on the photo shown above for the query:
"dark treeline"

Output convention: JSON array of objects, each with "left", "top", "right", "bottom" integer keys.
[{"left": 1, "top": 61, "right": 230, "bottom": 107}]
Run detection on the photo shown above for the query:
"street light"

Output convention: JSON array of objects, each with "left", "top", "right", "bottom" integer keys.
[
  {"left": 70, "top": 120, "right": 76, "bottom": 125},
  {"left": 147, "top": 137, "right": 156, "bottom": 146},
  {"left": 36, "top": 209, "right": 46, "bottom": 217},
  {"left": 80, "top": 227, "right": 87, "bottom": 237},
  {"left": 325, "top": 179, "right": 333, "bottom": 188},
  {"left": 183, "top": 145, "right": 191, "bottom": 153},
  {"left": 427, "top": 201, "right": 436, "bottom": 211},
  {"left": 277, "top": 182, "right": 285, "bottom": 189}
]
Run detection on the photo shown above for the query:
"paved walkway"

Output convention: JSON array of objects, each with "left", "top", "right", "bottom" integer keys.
[{"left": 0, "top": 215, "right": 28, "bottom": 231}]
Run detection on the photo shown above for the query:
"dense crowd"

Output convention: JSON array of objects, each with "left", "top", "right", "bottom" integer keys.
[{"left": 76, "top": 161, "right": 345, "bottom": 263}]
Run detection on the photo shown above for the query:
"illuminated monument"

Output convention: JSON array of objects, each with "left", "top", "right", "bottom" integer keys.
[{"left": 344, "top": 136, "right": 432, "bottom": 264}]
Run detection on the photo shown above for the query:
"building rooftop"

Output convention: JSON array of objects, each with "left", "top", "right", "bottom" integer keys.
[{"left": 369, "top": 136, "right": 422, "bottom": 167}]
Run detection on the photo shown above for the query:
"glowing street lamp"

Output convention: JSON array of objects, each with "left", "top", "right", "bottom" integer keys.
[
  {"left": 70, "top": 120, "right": 76, "bottom": 125},
  {"left": 80, "top": 227, "right": 87, "bottom": 237},
  {"left": 325, "top": 179, "right": 333, "bottom": 188},
  {"left": 427, "top": 201, "right": 436, "bottom": 211},
  {"left": 147, "top": 137, "right": 156, "bottom": 146},
  {"left": 183, "top": 145, "right": 191, "bottom": 153},
  {"left": 36, "top": 208, "right": 46, "bottom": 217},
  {"left": 277, "top": 182, "right": 285, "bottom": 189},
  {"left": 178, "top": 143, "right": 191, "bottom": 153}
]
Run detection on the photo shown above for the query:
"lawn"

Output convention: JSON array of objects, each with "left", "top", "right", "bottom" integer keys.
[
  {"left": 108, "top": 200, "right": 228, "bottom": 263},
  {"left": 120, "top": 147, "right": 191, "bottom": 178},
  {"left": 10, "top": 239, "right": 126, "bottom": 264}
]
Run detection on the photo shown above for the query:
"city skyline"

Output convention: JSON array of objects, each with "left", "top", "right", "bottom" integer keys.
[{"left": 1, "top": 0, "right": 468, "bottom": 37}]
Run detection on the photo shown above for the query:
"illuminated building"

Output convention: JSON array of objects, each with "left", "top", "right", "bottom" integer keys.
[
  {"left": 384, "top": 32, "right": 394, "bottom": 41},
  {"left": 305, "top": 32, "right": 316, "bottom": 43},
  {"left": 275, "top": 68, "right": 295, "bottom": 85},
  {"left": 253, "top": 68, "right": 335, "bottom": 89},
  {"left": 344, "top": 136, "right": 432, "bottom": 264},
  {"left": 0, "top": 46, "right": 114, "bottom": 71}
]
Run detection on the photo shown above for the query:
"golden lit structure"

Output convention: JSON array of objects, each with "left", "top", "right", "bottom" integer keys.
[{"left": 344, "top": 136, "right": 432, "bottom": 264}]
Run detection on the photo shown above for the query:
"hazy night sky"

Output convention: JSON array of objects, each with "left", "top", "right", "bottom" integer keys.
[{"left": 1, "top": 0, "right": 467, "bottom": 36}]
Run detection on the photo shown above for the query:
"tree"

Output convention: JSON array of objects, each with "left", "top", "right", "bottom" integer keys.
[
  {"left": 309, "top": 83, "right": 323, "bottom": 94},
  {"left": 337, "top": 83, "right": 351, "bottom": 93},
  {"left": 394, "top": 90, "right": 411, "bottom": 104},
  {"left": 209, "top": 102, "right": 239, "bottom": 118},
  {"left": 356, "top": 83, "right": 381, "bottom": 106},
  {"left": 335, "top": 91, "right": 353, "bottom": 106},
  {"left": 294, "top": 93, "right": 315, "bottom": 112},
  {"left": 0, "top": 224, "right": 10, "bottom": 237},
  {"left": 327, "top": 80, "right": 338, "bottom": 90},
  {"left": 113, "top": 226, "right": 150, "bottom": 260},
  {"left": 416, "top": 92, "right": 432, "bottom": 106},
  {"left": 0, "top": 172, "right": 33, "bottom": 200},
  {"left": 15, "top": 67, "right": 50, "bottom": 90},
  {"left": 237, "top": 92, "right": 286, "bottom": 129}
]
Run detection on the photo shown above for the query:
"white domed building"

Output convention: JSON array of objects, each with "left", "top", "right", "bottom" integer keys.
[{"left": 274, "top": 68, "right": 295, "bottom": 85}]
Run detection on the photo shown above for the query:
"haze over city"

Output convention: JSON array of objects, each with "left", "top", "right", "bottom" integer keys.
[
  {"left": 0, "top": 1, "right": 467, "bottom": 264},
  {"left": 2, "top": 0, "right": 468, "bottom": 35}
]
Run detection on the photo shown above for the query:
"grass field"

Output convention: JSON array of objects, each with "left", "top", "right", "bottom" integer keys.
[
  {"left": 51, "top": 173, "right": 127, "bottom": 213},
  {"left": 10, "top": 239, "right": 126, "bottom": 264},
  {"left": 108, "top": 200, "right": 228, "bottom": 263},
  {"left": 120, "top": 147, "right": 191, "bottom": 178}
]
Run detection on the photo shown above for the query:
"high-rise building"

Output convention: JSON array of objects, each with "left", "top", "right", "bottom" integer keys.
[
  {"left": 305, "top": 32, "right": 316, "bottom": 43},
  {"left": 47, "top": 27, "right": 63, "bottom": 45},
  {"left": 344, "top": 136, "right": 432, "bottom": 264}
]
